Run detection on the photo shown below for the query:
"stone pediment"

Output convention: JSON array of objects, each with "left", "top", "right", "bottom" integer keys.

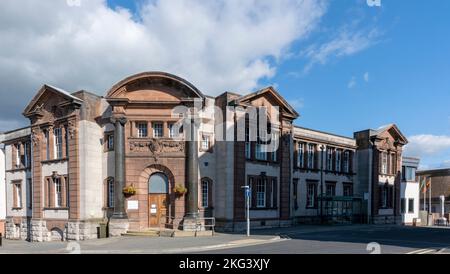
[
  {"left": 106, "top": 72, "right": 205, "bottom": 104},
  {"left": 23, "top": 85, "right": 83, "bottom": 124},
  {"left": 233, "top": 86, "right": 299, "bottom": 120}
]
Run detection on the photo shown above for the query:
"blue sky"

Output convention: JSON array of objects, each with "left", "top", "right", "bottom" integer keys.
[{"left": 0, "top": 0, "right": 449, "bottom": 169}]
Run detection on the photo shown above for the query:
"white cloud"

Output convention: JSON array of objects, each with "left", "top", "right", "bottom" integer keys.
[
  {"left": 404, "top": 134, "right": 450, "bottom": 157},
  {"left": 364, "top": 72, "right": 369, "bottom": 82},
  {"left": 348, "top": 76, "right": 356, "bottom": 89},
  {"left": 302, "top": 27, "right": 380, "bottom": 72},
  {"left": 0, "top": 0, "right": 328, "bottom": 131},
  {"left": 288, "top": 98, "right": 305, "bottom": 110}
]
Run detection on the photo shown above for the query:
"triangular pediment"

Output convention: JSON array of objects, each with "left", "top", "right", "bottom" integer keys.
[
  {"left": 373, "top": 124, "right": 408, "bottom": 145},
  {"left": 233, "top": 87, "right": 299, "bottom": 119},
  {"left": 23, "top": 85, "right": 83, "bottom": 119}
]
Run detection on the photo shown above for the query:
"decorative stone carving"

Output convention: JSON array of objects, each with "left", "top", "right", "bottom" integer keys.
[
  {"left": 129, "top": 139, "right": 185, "bottom": 155},
  {"left": 31, "top": 128, "right": 41, "bottom": 146},
  {"left": 68, "top": 119, "right": 77, "bottom": 139}
]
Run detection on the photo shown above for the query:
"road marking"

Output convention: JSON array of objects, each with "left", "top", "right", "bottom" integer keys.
[{"left": 407, "top": 248, "right": 436, "bottom": 254}]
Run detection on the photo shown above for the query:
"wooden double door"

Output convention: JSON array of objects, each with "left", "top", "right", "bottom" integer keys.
[{"left": 148, "top": 193, "right": 168, "bottom": 227}]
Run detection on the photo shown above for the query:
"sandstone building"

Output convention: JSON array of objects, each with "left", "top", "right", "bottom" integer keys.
[{"left": 0, "top": 72, "right": 410, "bottom": 241}]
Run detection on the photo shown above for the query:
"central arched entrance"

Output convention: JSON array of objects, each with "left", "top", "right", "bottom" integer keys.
[{"left": 148, "top": 173, "right": 169, "bottom": 227}]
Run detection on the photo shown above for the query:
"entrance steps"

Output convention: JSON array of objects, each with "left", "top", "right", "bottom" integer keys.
[{"left": 122, "top": 228, "right": 214, "bottom": 238}]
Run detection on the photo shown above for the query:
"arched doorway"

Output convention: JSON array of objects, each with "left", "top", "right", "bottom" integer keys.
[{"left": 148, "top": 173, "right": 169, "bottom": 227}]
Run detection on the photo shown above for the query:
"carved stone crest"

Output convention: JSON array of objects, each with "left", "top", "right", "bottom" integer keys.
[{"left": 129, "top": 139, "right": 185, "bottom": 156}]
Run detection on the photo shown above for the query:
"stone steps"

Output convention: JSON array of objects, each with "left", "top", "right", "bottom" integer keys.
[{"left": 122, "top": 230, "right": 160, "bottom": 237}]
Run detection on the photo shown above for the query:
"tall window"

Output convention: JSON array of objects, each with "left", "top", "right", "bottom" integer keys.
[
  {"left": 201, "top": 134, "right": 210, "bottom": 151},
  {"left": 293, "top": 179, "right": 299, "bottom": 209},
  {"left": 13, "top": 181, "right": 22, "bottom": 208},
  {"left": 381, "top": 152, "right": 388, "bottom": 174},
  {"left": 326, "top": 147, "right": 333, "bottom": 171},
  {"left": 326, "top": 182, "right": 336, "bottom": 197},
  {"left": 107, "top": 178, "right": 114, "bottom": 208},
  {"left": 306, "top": 182, "right": 317, "bottom": 208},
  {"left": 153, "top": 122, "right": 163, "bottom": 138},
  {"left": 45, "top": 130, "right": 50, "bottom": 160},
  {"left": 107, "top": 134, "right": 114, "bottom": 150},
  {"left": 245, "top": 126, "right": 251, "bottom": 159},
  {"left": 335, "top": 150, "right": 342, "bottom": 172},
  {"left": 54, "top": 177, "right": 62, "bottom": 208},
  {"left": 24, "top": 142, "right": 30, "bottom": 167},
  {"left": 168, "top": 123, "right": 176, "bottom": 138},
  {"left": 137, "top": 122, "right": 148, "bottom": 138},
  {"left": 307, "top": 144, "right": 315, "bottom": 169},
  {"left": 54, "top": 128, "right": 63, "bottom": 159},
  {"left": 65, "top": 126, "right": 69, "bottom": 158},
  {"left": 15, "top": 144, "right": 20, "bottom": 168},
  {"left": 408, "top": 199, "right": 414, "bottom": 213},
  {"left": 390, "top": 153, "right": 395, "bottom": 174},
  {"left": 271, "top": 133, "right": 278, "bottom": 162},
  {"left": 256, "top": 178, "right": 266, "bottom": 208},
  {"left": 201, "top": 180, "right": 209, "bottom": 208},
  {"left": 297, "top": 143, "right": 305, "bottom": 168},
  {"left": 343, "top": 151, "right": 350, "bottom": 173}
]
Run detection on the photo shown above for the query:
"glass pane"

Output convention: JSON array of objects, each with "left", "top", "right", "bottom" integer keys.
[{"left": 148, "top": 173, "right": 169, "bottom": 194}]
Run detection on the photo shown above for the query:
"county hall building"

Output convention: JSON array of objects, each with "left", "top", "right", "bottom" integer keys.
[{"left": 0, "top": 72, "right": 409, "bottom": 241}]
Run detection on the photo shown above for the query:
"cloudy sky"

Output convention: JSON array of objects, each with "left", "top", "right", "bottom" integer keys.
[{"left": 0, "top": 0, "right": 449, "bottom": 169}]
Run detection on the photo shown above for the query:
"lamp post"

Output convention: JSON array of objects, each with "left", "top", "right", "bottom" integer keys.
[
  {"left": 320, "top": 145, "right": 325, "bottom": 224},
  {"left": 242, "top": 185, "right": 251, "bottom": 237}
]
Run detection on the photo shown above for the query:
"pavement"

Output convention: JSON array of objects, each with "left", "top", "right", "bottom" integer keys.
[{"left": 2, "top": 224, "right": 450, "bottom": 254}]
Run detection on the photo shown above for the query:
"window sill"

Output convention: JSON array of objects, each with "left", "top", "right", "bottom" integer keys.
[
  {"left": 41, "top": 158, "right": 68, "bottom": 164},
  {"left": 12, "top": 207, "right": 22, "bottom": 210},
  {"left": 6, "top": 167, "right": 31, "bottom": 172},
  {"left": 43, "top": 207, "right": 69, "bottom": 211}
]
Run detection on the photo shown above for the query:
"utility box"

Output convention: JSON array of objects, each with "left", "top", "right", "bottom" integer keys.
[{"left": 98, "top": 223, "right": 108, "bottom": 239}]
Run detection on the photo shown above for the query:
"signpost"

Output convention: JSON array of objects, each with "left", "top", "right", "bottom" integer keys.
[{"left": 242, "top": 185, "right": 251, "bottom": 237}]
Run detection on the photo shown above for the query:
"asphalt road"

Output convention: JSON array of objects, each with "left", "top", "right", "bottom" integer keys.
[{"left": 195, "top": 225, "right": 450, "bottom": 254}]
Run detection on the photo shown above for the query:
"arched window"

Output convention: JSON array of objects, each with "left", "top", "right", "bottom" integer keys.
[{"left": 149, "top": 173, "right": 169, "bottom": 194}]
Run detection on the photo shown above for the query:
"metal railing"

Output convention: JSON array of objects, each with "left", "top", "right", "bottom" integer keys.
[{"left": 159, "top": 216, "right": 216, "bottom": 236}]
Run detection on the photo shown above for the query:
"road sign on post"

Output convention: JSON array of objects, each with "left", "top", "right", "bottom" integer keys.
[{"left": 242, "top": 186, "right": 251, "bottom": 237}]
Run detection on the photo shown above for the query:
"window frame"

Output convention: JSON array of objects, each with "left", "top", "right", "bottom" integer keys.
[
  {"left": 54, "top": 127, "right": 63, "bottom": 159},
  {"left": 152, "top": 122, "right": 163, "bottom": 138},
  {"left": 201, "top": 180, "right": 209, "bottom": 208},
  {"left": 255, "top": 177, "right": 266, "bottom": 208},
  {"left": 408, "top": 198, "right": 414, "bottom": 214},
  {"left": 107, "top": 178, "right": 115, "bottom": 208},
  {"left": 306, "top": 181, "right": 317, "bottom": 209},
  {"left": 54, "top": 177, "right": 62, "bottom": 208},
  {"left": 137, "top": 122, "right": 148, "bottom": 138}
]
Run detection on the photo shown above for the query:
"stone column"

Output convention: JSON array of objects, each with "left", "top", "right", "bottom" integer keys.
[
  {"left": 112, "top": 117, "right": 128, "bottom": 219},
  {"left": 185, "top": 117, "right": 199, "bottom": 220},
  {"left": 109, "top": 116, "right": 129, "bottom": 236}
]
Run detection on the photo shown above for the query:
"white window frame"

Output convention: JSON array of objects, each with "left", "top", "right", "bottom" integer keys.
[
  {"left": 14, "top": 182, "right": 22, "bottom": 208},
  {"left": 256, "top": 178, "right": 266, "bottom": 208},
  {"left": 201, "top": 180, "right": 209, "bottom": 208},
  {"left": 54, "top": 128, "right": 63, "bottom": 159},
  {"left": 327, "top": 148, "right": 333, "bottom": 171},
  {"left": 137, "top": 122, "right": 148, "bottom": 138},
  {"left": 307, "top": 183, "right": 316, "bottom": 208},
  {"left": 153, "top": 122, "right": 163, "bottom": 138},
  {"left": 298, "top": 143, "right": 304, "bottom": 168},
  {"left": 381, "top": 152, "right": 388, "bottom": 174},
  {"left": 15, "top": 144, "right": 20, "bottom": 168},
  {"left": 54, "top": 177, "right": 62, "bottom": 208},
  {"left": 24, "top": 142, "right": 29, "bottom": 168},
  {"left": 168, "top": 123, "right": 176, "bottom": 138},
  {"left": 335, "top": 150, "right": 342, "bottom": 172},
  {"left": 343, "top": 151, "right": 350, "bottom": 173},
  {"left": 307, "top": 144, "right": 315, "bottom": 169}
]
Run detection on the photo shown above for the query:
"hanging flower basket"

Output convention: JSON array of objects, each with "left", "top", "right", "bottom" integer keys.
[
  {"left": 122, "top": 185, "right": 137, "bottom": 196},
  {"left": 173, "top": 184, "right": 187, "bottom": 196}
]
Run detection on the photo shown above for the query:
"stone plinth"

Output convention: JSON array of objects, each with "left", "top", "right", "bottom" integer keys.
[{"left": 108, "top": 218, "right": 129, "bottom": 237}]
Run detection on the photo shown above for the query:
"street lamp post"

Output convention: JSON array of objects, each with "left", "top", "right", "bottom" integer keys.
[
  {"left": 320, "top": 145, "right": 325, "bottom": 224},
  {"left": 242, "top": 185, "right": 251, "bottom": 237}
]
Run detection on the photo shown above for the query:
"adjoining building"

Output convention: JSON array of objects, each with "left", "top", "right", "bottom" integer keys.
[
  {"left": 292, "top": 127, "right": 359, "bottom": 224},
  {"left": 0, "top": 71, "right": 411, "bottom": 241},
  {"left": 416, "top": 168, "right": 450, "bottom": 216},
  {"left": 400, "top": 157, "right": 420, "bottom": 225},
  {"left": 354, "top": 125, "right": 409, "bottom": 224}
]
